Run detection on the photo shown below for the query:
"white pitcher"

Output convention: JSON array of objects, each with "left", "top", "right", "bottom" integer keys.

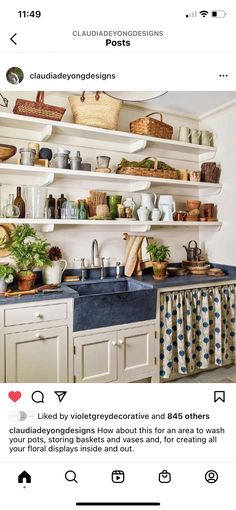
[
  {"left": 158, "top": 195, "right": 176, "bottom": 221},
  {"left": 42, "top": 259, "right": 67, "bottom": 285},
  {"left": 140, "top": 193, "right": 157, "bottom": 211}
]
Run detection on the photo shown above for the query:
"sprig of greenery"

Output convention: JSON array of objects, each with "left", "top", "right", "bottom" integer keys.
[
  {"left": 7, "top": 224, "right": 51, "bottom": 274},
  {"left": 147, "top": 241, "right": 170, "bottom": 262},
  {"left": 0, "top": 264, "right": 16, "bottom": 283}
]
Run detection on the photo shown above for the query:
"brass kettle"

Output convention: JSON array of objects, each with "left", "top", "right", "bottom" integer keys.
[{"left": 183, "top": 240, "right": 202, "bottom": 261}]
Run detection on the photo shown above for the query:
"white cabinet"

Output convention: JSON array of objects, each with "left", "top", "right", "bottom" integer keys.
[
  {"left": 74, "top": 331, "right": 117, "bottom": 383},
  {"left": 74, "top": 322, "right": 156, "bottom": 383},
  {"left": 0, "top": 298, "right": 73, "bottom": 383},
  {"left": 117, "top": 325, "right": 155, "bottom": 382},
  {"left": 5, "top": 326, "right": 68, "bottom": 383}
]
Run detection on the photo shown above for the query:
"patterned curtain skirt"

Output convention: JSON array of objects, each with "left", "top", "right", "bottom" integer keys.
[{"left": 159, "top": 285, "right": 236, "bottom": 379}]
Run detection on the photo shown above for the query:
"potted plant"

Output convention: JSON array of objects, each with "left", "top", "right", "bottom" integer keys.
[
  {"left": 42, "top": 246, "right": 67, "bottom": 285},
  {"left": 147, "top": 241, "right": 171, "bottom": 280},
  {"left": 8, "top": 224, "right": 51, "bottom": 291},
  {"left": 0, "top": 264, "right": 16, "bottom": 292}
]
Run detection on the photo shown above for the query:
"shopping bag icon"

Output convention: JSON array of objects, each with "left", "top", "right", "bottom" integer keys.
[{"left": 158, "top": 470, "right": 171, "bottom": 483}]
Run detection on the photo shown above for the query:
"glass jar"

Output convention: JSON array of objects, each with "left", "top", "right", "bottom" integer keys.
[{"left": 2, "top": 194, "right": 20, "bottom": 218}]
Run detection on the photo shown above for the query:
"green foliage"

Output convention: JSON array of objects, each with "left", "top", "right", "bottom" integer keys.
[
  {"left": 147, "top": 241, "right": 171, "bottom": 262},
  {"left": 0, "top": 264, "right": 16, "bottom": 283},
  {"left": 7, "top": 224, "right": 51, "bottom": 274}
]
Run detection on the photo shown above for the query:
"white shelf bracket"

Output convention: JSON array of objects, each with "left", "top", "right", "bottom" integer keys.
[
  {"left": 40, "top": 223, "right": 55, "bottom": 233},
  {"left": 128, "top": 139, "right": 147, "bottom": 153},
  {"left": 129, "top": 180, "right": 151, "bottom": 192},
  {"left": 130, "top": 225, "right": 151, "bottom": 233},
  {"left": 38, "top": 172, "right": 55, "bottom": 186},
  {"left": 40, "top": 124, "right": 53, "bottom": 142}
]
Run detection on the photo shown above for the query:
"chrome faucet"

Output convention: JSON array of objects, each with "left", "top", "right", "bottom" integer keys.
[{"left": 91, "top": 239, "right": 99, "bottom": 267}]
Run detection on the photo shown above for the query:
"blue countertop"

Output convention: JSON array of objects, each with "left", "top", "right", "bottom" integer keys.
[
  {"left": 1, "top": 264, "right": 236, "bottom": 331},
  {"left": 0, "top": 283, "right": 77, "bottom": 306}
]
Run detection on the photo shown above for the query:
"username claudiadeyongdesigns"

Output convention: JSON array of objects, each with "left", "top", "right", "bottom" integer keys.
[
  {"left": 30, "top": 72, "right": 116, "bottom": 80},
  {"left": 72, "top": 30, "right": 163, "bottom": 37}
]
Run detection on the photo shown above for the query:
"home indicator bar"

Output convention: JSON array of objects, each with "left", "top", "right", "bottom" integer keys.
[{"left": 76, "top": 504, "right": 161, "bottom": 507}]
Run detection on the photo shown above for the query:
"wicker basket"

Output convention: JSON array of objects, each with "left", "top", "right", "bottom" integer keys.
[
  {"left": 130, "top": 112, "right": 173, "bottom": 139},
  {"left": 117, "top": 158, "right": 178, "bottom": 180},
  {"left": 13, "top": 92, "right": 66, "bottom": 121},
  {"left": 68, "top": 92, "right": 122, "bottom": 130}
]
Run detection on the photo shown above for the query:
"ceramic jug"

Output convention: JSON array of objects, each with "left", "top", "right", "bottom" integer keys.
[
  {"left": 42, "top": 259, "right": 67, "bottom": 285},
  {"left": 140, "top": 193, "right": 157, "bottom": 211},
  {"left": 158, "top": 195, "right": 176, "bottom": 221}
]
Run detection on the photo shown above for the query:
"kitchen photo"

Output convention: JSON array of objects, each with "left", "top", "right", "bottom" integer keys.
[{"left": 0, "top": 90, "right": 235, "bottom": 384}]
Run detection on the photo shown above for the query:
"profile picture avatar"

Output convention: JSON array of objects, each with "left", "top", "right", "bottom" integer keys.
[{"left": 6, "top": 67, "right": 24, "bottom": 84}]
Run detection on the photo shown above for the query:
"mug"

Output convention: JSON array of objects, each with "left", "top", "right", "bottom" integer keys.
[
  {"left": 200, "top": 130, "right": 214, "bottom": 147},
  {"left": 176, "top": 211, "right": 187, "bottom": 221},
  {"left": 178, "top": 126, "right": 191, "bottom": 143},
  {"left": 190, "top": 129, "right": 201, "bottom": 144}
]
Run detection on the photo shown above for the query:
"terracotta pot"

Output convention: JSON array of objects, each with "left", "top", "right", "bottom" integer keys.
[
  {"left": 152, "top": 261, "right": 168, "bottom": 280},
  {"left": 17, "top": 272, "right": 36, "bottom": 291},
  {"left": 187, "top": 200, "right": 201, "bottom": 211}
]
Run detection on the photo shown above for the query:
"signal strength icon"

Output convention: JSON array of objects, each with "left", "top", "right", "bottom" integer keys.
[
  {"left": 186, "top": 11, "right": 197, "bottom": 18},
  {"left": 199, "top": 10, "right": 209, "bottom": 17}
]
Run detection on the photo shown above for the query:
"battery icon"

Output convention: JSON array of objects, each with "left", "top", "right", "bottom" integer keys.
[{"left": 211, "top": 10, "right": 227, "bottom": 17}]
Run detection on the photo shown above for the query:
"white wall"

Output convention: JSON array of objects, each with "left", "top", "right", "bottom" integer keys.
[
  {"left": 0, "top": 92, "right": 213, "bottom": 268},
  {"left": 199, "top": 103, "right": 236, "bottom": 265}
]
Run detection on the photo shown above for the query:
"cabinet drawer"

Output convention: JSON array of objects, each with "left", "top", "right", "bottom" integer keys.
[{"left": 4, "top": 303, "right": 67, "bottom": 327}]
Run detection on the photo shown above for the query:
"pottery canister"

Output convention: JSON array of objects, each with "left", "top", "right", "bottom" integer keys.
[
  {"left": 137, "top": 206, "right": 150, "bottom": 221},
  {"left": 42, "top": 259, "right": 67, "bottom": 285},
  {"left": 151, "top": 208, "right": 162, "bottom": 221}
]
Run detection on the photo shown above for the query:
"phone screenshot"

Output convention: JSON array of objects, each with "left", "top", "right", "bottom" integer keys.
[{"left": 0, "top": 1, "right": 235, "bottom": 509}]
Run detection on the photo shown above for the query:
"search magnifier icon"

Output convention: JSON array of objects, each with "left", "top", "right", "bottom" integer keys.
[{"left": 65, "top": 470, "right": 78, "bottom": 483}]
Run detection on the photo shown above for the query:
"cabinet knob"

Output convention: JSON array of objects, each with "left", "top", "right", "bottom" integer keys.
[
  {"left": 35, "top": 333, "right": 44, "bottom": 339},
  {"left": 118, "top": 339, "right": 125, "bottom": 346},
  {"left": 112, "top": 340, "right": 118, "bottom": 346},
  {"left": 35, "top": 313, "right": 43, "bottom": 319}
]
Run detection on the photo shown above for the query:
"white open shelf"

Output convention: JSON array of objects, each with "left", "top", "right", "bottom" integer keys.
[
  {"left": 0, "top": 217, "right": 223, "bottom": 233},
  {"left": 0, "top": 112, "right": 217, "bottom": 155},
  {"left": 0, "top": 163, "right": 222, "bottom": 196}
]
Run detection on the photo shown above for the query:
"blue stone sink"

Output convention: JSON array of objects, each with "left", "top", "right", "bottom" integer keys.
[
  {"left": 69, "top": 278, "right": 156, "bottom": 331},
  {"left": 68, "top": 278, "right": 151, "bottom": 296}
]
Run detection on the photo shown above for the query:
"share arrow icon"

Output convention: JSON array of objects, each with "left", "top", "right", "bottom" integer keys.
[{"left": 54, "top": 391, "right": 67, "bottom": 403}]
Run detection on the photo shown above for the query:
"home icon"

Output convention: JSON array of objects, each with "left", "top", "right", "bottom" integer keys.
[{"left": 18, "top": 471, "right": 31, "bottom": 484}]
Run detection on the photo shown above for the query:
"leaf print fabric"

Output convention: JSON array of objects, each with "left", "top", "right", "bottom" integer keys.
[{"left": 159, "top": 285, "right": 236, "bottom": 379}]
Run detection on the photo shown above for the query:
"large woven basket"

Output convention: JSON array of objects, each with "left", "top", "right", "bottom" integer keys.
[
  {"left": 130, "top": 112, "right": 173, "bottom": 139},
  {"left": 68, "top": 91, "right": 122, "bottom": 130},
  {"left": 117, "top": 158, "right": 178, "bottom": 180},
  {"left": 13, "top": 92, "right": 66, "bottom": 121}
]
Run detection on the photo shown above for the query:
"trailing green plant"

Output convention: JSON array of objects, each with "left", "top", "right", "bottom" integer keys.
[
  {"left": 7, "top": 224, "right": 51, "bottom": 275},
  {"left": 147, "top": 241, "right": 171, "bottom": 262},
  {"left": 0, "top": 264, "right": 16, "bottom": 283}
]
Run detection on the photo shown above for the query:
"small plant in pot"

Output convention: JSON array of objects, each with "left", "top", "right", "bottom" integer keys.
[
  {"left": 0, "top": 264, "right": 16, "bottom": 293},
  {"left": 7, "top": 224, "right": 51, "bottom": 291},
  {"left": 42, "top": 246, "right": 67, "bottom": 285},
  {"left": 147, "top": 241, "right": 171, "bottom": 280}
]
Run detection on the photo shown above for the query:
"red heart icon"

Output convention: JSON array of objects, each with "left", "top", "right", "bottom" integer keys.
[{"left": 8, "top": 391, "right": 22, "bottom": 402}]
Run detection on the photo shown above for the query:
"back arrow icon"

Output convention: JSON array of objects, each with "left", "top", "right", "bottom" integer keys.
[{"left": 10, "top": 33, "right": 17, "bottom": 45}]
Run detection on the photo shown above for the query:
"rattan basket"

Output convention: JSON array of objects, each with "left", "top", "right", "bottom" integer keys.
[
  {"left": 68, "top": 92, "right": 122, "bottom": 130},
  {"left": 130, "top": 112, "right": 173, "bottom": 139},
  {"left": 117, "top": 158, "right": 178, "bottom": 180},
  {"left": 13, "top": 92, "right": 66, "bottom": 121}
]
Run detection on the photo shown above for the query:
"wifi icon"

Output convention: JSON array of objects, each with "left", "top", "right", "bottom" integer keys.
[{"left": 199, "top": 10, "right": 209, "bottom": 17}]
